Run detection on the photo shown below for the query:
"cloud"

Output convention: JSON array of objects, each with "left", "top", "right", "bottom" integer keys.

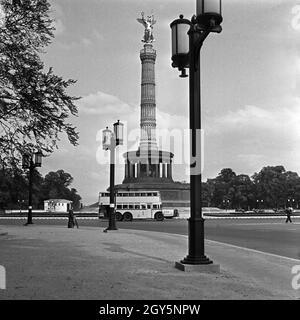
[
  {"left": 203, "top": 96, "right": 300, "bottom": 177},
  {"left": 211, "top": 99, "right": 300, "bottom": 139},
  {"left": 78, "top": 91, "right": 133, "bottom": 115}
]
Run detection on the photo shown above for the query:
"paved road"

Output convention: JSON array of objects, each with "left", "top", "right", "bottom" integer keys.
[{"left": 1, "top": 217, "right": 300, "bottom": 260}]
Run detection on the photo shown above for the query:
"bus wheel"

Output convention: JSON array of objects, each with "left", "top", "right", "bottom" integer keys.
[
  {"left": 123, "top": 212, "right": 133, "bottom": 222},
  {"left": 155, "top": 212, "right": 164, "bottom": 221},
  {"left": 115, "top": 212, "right": 123, "bottom": 221}
]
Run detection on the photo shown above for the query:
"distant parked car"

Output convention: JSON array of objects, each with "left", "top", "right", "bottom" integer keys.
[
  {"left": 235, "top": 208, "right": 245, "bottom": 213},
  {"left": 272, "top": 208, "right": 285, "bottom": 214},
  {"left": 253, "top": 209, "right": 265, "bottom": 214}
]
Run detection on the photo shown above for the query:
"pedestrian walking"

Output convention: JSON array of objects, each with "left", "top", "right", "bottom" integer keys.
[
  {"left": 73, "top": 211, "right": 79, "bottom": 229},
  {"left": 285, "top": 207, "right": 293, "bottom": 223},
  {"left": 68, "top": 207, "right": 79, "bottom": 228},
  {"left": 68, "top": 207, "right": 74, "bottom": 228}
]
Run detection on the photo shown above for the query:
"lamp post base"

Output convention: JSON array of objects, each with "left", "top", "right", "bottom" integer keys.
[
  {"left": 175, "top": 261, "right": 220, "bottom": 273},
  {"left": 180, "top": 254, "right": 213, "bottom": 265},
  {"left": 24, "top": 222, "right": 34, "bottom": 226},
  {"left": 105, "top": 227, "right": 118, "bottom": 231}
]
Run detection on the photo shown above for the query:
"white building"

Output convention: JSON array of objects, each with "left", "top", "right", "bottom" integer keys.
[{"left": 44, "top": 199, "right": 73, "bottom": 213}]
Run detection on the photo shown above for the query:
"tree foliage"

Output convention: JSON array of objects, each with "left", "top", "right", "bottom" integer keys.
[
  {"left": 0, "top": 168, "right": 82, "bottom": 210},
  {"left": 0, "top": 0, "right": 79, "bottom": 167},
  {"left": 202, "top": 165, "right": 300, "bottom": 210}
]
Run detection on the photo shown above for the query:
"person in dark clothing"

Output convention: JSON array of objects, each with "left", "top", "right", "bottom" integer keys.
[
  {"left": 285, "top": 207, "right": 293, "bottom": 223},
  {"left": 73, "top": 211, "right": 79, "bottom": 228},
  {"left": 68, "top": 208, "right": 74, "bottom": 228},
  {"left": 68, "top": 207, "right": 79, "bottom": 228}
]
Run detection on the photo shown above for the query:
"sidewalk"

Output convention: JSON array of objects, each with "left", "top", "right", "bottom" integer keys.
[{"left": 0, "top": 224, "right": 299, "bottom": 300}]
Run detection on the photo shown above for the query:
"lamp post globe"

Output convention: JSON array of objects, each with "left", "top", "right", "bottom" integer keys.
[
  {"left": 113, "top": 120, "right": 124, "bottom": 146},
  {"left": 196, "top": 0, "right": 223, "bottom": 31},
  {"left": 170, "top": 15, "right": 191, "bottom": 77},
  {"left": 102, "top": 127, "right": 113, "bottom": 150},
  {"left": 34, "top": 150, "right": 43, "bottom": 167},
  {"left": 22, "top": 154, "right": 30, "bottom": 169}
]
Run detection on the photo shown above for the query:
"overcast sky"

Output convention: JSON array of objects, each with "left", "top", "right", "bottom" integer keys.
[{"left": 40, "top": 0, "right": 300, "bottom": 204}]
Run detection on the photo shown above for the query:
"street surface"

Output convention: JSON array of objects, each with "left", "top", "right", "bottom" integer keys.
[
  {"left": 1, "top": 217, "right": 299, "bottom": 260},
  {"left": 1, "top": 224, "right": 298, "bottom": 299}
]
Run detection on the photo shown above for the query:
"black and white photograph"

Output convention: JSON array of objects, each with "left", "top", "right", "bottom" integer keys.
[{"left": 0, "top": 0, "right": 300, "bottom": 315}]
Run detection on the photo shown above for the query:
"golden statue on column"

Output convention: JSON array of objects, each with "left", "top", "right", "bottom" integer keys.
[{"left": 137, "top": 12, "right": 156, "bottom": 43}]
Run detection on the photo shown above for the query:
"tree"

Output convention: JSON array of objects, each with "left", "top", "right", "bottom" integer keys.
[
  {"left": 0, "top": 0, "right": 79, "bottom": 167},
  {"left": 210, "top": 168, "right": 237, "bottom": 207},
  {"left": 0, "top": 168, "right": 82, "bottom": 210},
  {"left": 202, "top": 179, "right": 215, "bottom": 207},
  {"left": 231, "top": 174, "right": 255, "bottom": 210},
  {"left": 252, "top": 166, "right": 288, "bottom": 208},
  {"left": 0, "top": 166, "right": 30, "bottom": 209},
  {"left": 42, "top": 170, "right": 81, "bottom": 210}
]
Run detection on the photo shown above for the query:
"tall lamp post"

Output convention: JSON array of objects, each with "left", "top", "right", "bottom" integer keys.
[
  {"left": 223, "top": 199, "right": 230, "bottom": 211},
  {"left": 287, "top": 198, "right": 295, "bottom": 209},
  {"left": 171, "top": 0, "right": 222, "bottom": 270},
  {"left": 256, "top": 199, "right": 263, "bottom": 209},
  {"left": 17, "top": 199, "right": 25, "bottom": 214},
  {"left": 22, "top": 151, "right": 42, "bottom": 225},
  {"left": 102, "top": 120, "right": 124, "bottom": 231}
]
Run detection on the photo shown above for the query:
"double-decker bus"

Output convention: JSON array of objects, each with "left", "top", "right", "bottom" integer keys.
[{"left": 98, "top": 191, "right": 177, "bottom": 221}]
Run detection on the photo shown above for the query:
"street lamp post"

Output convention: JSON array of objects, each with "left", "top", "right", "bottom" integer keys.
[
  {"left": 292, "top": 198, "right": 295, "bottom": 209},
  {"left": 17, "top": 199, "right": 25, "bottom": 214},
  {"left": 22, "top": 151, "right": 42, "bottom": 225},
  {"left": 222, "top": 199, "right": 229, "bottom": 211},
  {"left": 256, "top": 199, "right": 263, "bottom": 209},
  {"left": 171, "top": 0, "right": 222, "bottom": 270},
  {"left": 287, "top": 198, "right": 295, "bottom": 209},
  {"left": 102, "top": 120, "right": 124, "bottom": 232}
]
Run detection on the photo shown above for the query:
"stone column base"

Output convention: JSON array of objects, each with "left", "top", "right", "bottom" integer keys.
[{"left": 175, "top": 261, "right": 220, "bottom": 273}]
